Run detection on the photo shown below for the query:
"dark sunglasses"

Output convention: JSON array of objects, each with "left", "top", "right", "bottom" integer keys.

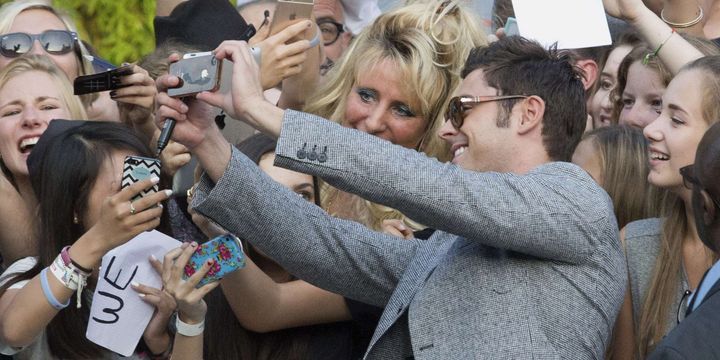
[
  {"left": 680, "top": 164, "right": 720, "bottom": 208},
  {"left": 0, "top": 30, "right": 78, "bottom": 58},
  {"left": 445, "top": 95, "right": 527, "bottom": 129}
]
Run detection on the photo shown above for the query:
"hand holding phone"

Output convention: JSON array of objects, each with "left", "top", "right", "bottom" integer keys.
[
  {"left": 167, "top": 52, "right": 223, "bottom": 98},
  {"left": 183, "top": 234, "right": 245, "bottom": 287},
  {"left": 121, "top": 155, "right": 161, "bottom": 201},
  {"left": 73, "top": 64, "right": 134, "bottom": 95},
  {"left": 269, "top": 0, "right": 314, "bottom": 36}
]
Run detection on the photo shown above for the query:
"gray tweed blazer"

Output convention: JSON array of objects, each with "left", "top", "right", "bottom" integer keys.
[{"left": 193, "top": 110, "right": 627, "bottom": 359}]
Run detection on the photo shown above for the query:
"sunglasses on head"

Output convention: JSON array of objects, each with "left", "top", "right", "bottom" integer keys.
[
  {"left": 445, "top": 95, "right": 528, "bottom": 129},
  {"left": 0, "top": 30, "right": 78, "bottom": 58}
]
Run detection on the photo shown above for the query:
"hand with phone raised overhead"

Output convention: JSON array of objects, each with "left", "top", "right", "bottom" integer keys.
[{"left": 253, "top": 20, "right": 316, "bottom": 89}]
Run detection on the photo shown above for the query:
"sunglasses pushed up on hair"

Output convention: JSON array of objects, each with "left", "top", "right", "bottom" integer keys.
[{"left": 0, "top": 30, "right": 78, "bottom": 58}]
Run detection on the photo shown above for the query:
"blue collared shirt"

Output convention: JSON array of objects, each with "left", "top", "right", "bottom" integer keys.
[{"left": 689, "top": 260, "right": 720, "bottom": 312}]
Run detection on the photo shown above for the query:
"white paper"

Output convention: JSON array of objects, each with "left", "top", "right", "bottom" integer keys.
[
  {"left": 511, "top": 0, "right": 611, "bottom": 49},
  {"left": 86, "top": 230, "right": 181, "bottom": 356}
]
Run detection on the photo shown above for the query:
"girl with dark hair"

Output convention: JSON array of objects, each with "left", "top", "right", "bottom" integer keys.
[{"left": 0, "top": 122, "right": 173, "bottom": 359}]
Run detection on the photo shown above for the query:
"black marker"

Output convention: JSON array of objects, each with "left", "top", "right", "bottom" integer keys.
[{"left": 155, "top": 118, "right": 175, "bottom": 157}]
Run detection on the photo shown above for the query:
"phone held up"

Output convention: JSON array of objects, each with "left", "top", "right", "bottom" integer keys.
[
  {"left": 168, "top": 52, "right": 222, "bottom": 98},
  {"left": 269, "top": 0, "right": 314, "bottom": 35},
  {"left": 73, "top": 64, "right": 134, "bottom": 95},
  {"left": 183, "top": 234, "right": 246, "bottom": 287},
  {"left": 121, "top": 155, "right": 161, "bottom": 201}
]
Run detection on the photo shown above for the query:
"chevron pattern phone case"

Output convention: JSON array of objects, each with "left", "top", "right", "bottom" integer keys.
[
  {"left": 121, "top": 156, "right": 161, "bottom": 201},
  {"left": 183, "top": 234, "right": 246, "bottom": 287}
]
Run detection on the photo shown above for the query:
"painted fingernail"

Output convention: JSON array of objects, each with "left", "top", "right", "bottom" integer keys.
[
  {"left": 191, "top": 242, "right": 198, "bottom": 247},
  {"left": 206, "top": 259, "right": 214, "bottom": 265},
  {"left": 164, "top": 189, "right": 173, "bottom": 197},
  {"left": 150, "top": 176, "right": 160, "bottom": 184},
  {"left": 150, "top": 254, "right": 158, "bottom": 261},
  {"left": 158, "top": 203, "right": 164, "bottom": 209},
  {"left": 109, "top": 90, "right": 117, "bottom": 98},
  {"left": 131, "top": 281, "right": 140, "bottom": 287},
  {"left": 138, "top": 293, "right": 146, "bottom": 298}
]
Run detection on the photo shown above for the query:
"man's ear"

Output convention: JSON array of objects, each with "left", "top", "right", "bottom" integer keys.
[
  {"left": 517, "top": 95, "right": 545, "bottom": 135},
  {"left": 700, "top": 190, "right": 717, "bottom": 225},
  {"left": 575, "top": 59, "right": 599, "bottom": 91}
]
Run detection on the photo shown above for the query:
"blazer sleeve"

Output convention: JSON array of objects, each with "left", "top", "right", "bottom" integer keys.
[
  {"left": 274, "top": 110, "right": 617, "bottom": 263},
  {"left": 192, "top": 145, "right": 420, "bottom": 307}
]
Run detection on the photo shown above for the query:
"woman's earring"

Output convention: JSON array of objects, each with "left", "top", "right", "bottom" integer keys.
[{"left": 73, "top": 213, "right": 79, "bottom": 224}]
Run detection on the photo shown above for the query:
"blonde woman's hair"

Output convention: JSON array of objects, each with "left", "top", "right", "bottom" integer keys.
[
  {"left": 581, "top": 126, "right": 664, "bottom": 229},
  {"left": 637, "top": 55, "right": 720, "bottom": 356},
  {"left": 305, "top": 0, "right": 486, "bottom": 230}
]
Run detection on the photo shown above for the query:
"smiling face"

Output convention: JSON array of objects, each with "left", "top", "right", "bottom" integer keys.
[
  {"left": 437, "top": 69, "right": 517, "bottom": 172},
  {"left": 0, "top": 9, "right": 79, "bottom": 80},
  {"left": 344, "top": 59, "right": 428, "bottom": 149},
  {"left": 618, "top": 61, "right": 666, "bottom": 129},
  {"left": 0, "top": 70, "right": 70, "bottom": 179},
  {"left": 643, "top": 69, "right": 710, "bottom": 193},
  {"left": 589, "top": 45, "right": 632, "bottom": 128}
]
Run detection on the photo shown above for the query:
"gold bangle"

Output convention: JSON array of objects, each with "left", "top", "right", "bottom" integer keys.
[{"left": 660, "top": 5, "right": 704, "bottom": 28}]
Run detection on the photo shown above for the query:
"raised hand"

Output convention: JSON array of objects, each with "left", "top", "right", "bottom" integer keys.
[
  {"left": 602, "top": 0, "right": 649, "bottom": 23},
  {"left": 381, "top": 219, "right": 414, "bottom": 240},
  {"left": 162, "top": 244, "right": 219, "bottom": 324},
  {"left": 254, "top": 20, "right": 315, "bottom": 90},
  {"left": 85, "top": 177, "right": 171, "bottom": 253},
  {"left": 133, "top": 255, "right": 178, "bottom": 356}
]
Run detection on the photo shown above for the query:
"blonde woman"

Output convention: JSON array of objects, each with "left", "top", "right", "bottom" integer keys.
[
  {"left": 304, "top": 0, "right": 486, "bottom": 231},
  {"left": 572, "top": 125, "right": 664, "bottom": 229},
  {"left": 0, "top": 55, "right": 86, "bottom": 264},
  {"left": 0, "top": 0, "right": 157, "bottom": 129}
]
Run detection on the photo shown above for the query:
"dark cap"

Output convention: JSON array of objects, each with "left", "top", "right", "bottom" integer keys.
[
  {"left": 154, "top": 0, "right": 255, "bottom": 51},
  {"left": 27, "top": 120, "right": 85, "bottom": 181},
  {"left": 235, "top": 133, "right": 277, "bottom": 165}
]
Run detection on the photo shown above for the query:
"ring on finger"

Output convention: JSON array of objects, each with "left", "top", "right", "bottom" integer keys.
[{"left": 129, "top": 201, "right": 137, "bottom": 215}]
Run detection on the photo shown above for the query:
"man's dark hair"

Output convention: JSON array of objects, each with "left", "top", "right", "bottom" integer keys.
[{"left": 461, "top": 36, "right": 587, "bottom": 161}]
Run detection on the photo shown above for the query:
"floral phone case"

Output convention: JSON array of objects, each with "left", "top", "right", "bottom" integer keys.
[{"left": 183, "top": 234, "right": 245, "bottom": 287}]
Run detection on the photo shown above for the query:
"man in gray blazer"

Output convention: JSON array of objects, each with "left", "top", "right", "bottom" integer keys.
[{"left": 156, "top": 37, "right": 626, "bottom": 359}]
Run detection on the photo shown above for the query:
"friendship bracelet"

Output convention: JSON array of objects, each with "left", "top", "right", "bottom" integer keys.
[
  {"left": 660, "top": 5, "right": 704, "bottom": 28},
  {"left": 40, "top": 268, "right": 70, "bottom": 310},
  {"left": 176, "top": 316, "right": 205, "bottom": 337},
  {"left": 643, "top": 29, "right": 676, "bottom": 65},
  {"left": 61, "top": 246, "right": 92, "bottom": 274},
  {"left": 49, "top": 253, "right": 88, "bottom": 308}
]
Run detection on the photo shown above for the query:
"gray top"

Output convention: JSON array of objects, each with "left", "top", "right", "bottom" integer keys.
[
  {"left": 193, "top": 110, "right": 627, "bottom": 359},
  {"left": 625, "top": 218, "right": 688, "bottom": 338}
]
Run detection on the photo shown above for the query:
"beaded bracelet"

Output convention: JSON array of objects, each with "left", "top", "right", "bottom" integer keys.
[{"left": 643, "top": 29, "right": 676, "bottom": 65}]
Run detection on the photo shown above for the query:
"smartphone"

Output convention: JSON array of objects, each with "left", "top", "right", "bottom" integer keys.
[
  {"left": 121, "top": 155, "right": 161, "bottom": 201},
  {"left": 73, "top": 64, "right": 134, "bottom": 95},
  {"left": 504, "top": 17, "right": 519, "bottom": 37},
  {"left": 167, "top": 52, "right": 222, "bottom": 98},
  {"left": 183, "top": 234, "right": 246, "bottom": 287},
  {"left": 269, "top": 0, "right": 314, "bottom": 36}
]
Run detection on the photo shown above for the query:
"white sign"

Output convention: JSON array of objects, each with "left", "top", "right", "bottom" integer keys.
[
  {"left": 511, "top": 0, "right": 611, "bottom": 49},
  {"left": 86, "top": 230, "right": 180, "bottom": 356}
]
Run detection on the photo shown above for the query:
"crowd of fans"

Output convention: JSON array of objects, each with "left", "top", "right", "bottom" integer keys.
[{"left": 0, "top": 0, "right": 719, "bottom": 358}]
